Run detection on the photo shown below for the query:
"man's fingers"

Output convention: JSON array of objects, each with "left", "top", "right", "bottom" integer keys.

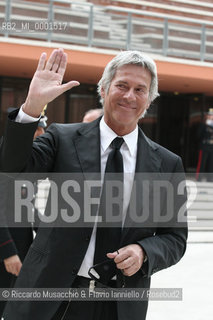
[
  {"left": 109, "top": 252, "right": 136, "bottom": 276},
  {"left": 37, "top": 52, "right": 47, "bottom": 71},
  {"left": 59, "top": 81, "right": 80, "bottom": 94},
  {"left": 36, "top": 49, "right": 64, "bottom": 72},
  {"left": 57, "top": 52, "right": 68, "bottom": 77},
  {"left": 109, "top": 245, "right": 144, "bottom": 277},
  {"left": 116, "top": 256, "right": 132, "bottom": 269},
  {"left": 5, "top": 265, "right": 11, "bottom": 273},
  {"left": 45, "top": 48, "right": 62, "bottom": 71},
  {"left": 114, "top": 250, "right": 129, "bottom": 264},
  {"left": 122, "top": 264, "right": 137, "bottom": 277},
  {"left": 45, "top": 49, "right": 57, "bottom": 70},
  {"left": 52, "top": 50, "right": 64, "bottom": 72},
  {"left": 5, "top": 263, "right": 21, "bottom": 276},
  {"left": 107, "top": 252, "right": 117, "bottom": 259},
  {"left": 14, "top": 262, "right": 22, "bottom": 276},
  {"left": 107, "top": 250, "right": 129, "bottom": 264}
]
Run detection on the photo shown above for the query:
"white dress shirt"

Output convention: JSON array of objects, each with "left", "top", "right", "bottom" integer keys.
[
  {"left": 16, "top": 106, "right": 41, "bottom": 123},
  {"left": 15, "top": 108, "right": 138, "bottom": 278}
]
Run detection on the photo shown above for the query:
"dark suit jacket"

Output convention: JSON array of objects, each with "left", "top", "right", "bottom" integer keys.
[{"left": 0, "top": 111, "right": 187, "bottom": 320}]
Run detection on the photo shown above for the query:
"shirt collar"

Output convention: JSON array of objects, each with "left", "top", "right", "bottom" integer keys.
[{"left": 100, "top": 117, "right": 138, "bottom": 156}]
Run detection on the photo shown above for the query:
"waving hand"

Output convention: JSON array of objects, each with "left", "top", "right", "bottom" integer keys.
[{"left": 23, "top": 48, "right": 80, "bottom": 117}]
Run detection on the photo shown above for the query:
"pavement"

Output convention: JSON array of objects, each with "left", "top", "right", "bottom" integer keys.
[{"left": 146, "top": 232, "right": 213, "bottom": 320}]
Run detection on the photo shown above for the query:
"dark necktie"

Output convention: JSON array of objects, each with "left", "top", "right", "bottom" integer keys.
[{"left": 94, "top": 137, "right": 124, "bottom": 284}]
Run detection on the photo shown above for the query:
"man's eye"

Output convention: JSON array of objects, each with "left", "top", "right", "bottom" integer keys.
[
  {"left": 137, "top": 88, "right": 148, "bottom": 95},
  {"left": 136, "top": 88, "right": 144, "bottom": 93},
  {"left": 117, "top": 84, "right": 126, "bottom": 89}
]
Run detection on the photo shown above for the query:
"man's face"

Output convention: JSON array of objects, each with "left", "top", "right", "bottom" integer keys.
[
  {"left": 102, "top": 64, "right": 151, "bottom": 135},
  {"left": 83, "top": 111, "right": 101, "bottom": 123}
]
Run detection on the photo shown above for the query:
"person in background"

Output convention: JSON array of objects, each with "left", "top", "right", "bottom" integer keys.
[
  {"left": 196, "top": 108, "right": 213, "bottom": 181},
  {"left": 34, "top": 114, "right": 47, "bottom": 139},
  {"left": 0, "top": 111, "right": 47, "bottom": 319},
  {"left": 82, "top": 108, "right": 104, "bottom": 123}
]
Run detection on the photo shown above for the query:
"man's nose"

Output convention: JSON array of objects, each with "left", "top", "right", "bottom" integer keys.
[{"left": 123, "top": 88, "right": 136, "bottom": 101}]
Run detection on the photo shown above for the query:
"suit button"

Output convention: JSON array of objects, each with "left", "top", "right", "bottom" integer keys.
[
  {"left": 72, "top": 268, "right": 78, "bottom": 275},
  {"left": 85, "top": 235, "right": 90, "bottom": 241}
]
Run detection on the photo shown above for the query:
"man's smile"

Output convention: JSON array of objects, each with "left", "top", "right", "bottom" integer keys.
[{"left": 117, "top": 102, "right": 136, "bottom": 110}]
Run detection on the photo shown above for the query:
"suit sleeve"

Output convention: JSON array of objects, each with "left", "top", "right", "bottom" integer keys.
[
  {"left": 138, "top": 156, "right": 188, "bottom": 278},
  {"left": 0, "top": 109, "right": 57, "bottom": 173}
]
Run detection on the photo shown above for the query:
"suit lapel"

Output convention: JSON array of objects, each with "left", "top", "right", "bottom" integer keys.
[
  {"left": 135, "top": 127, "right": 160, "bottom": 173},
  {"left": 73, "top": 118, "right": 101, "bottom": 176},
  {"left": 72, "top": 118, "right": 102, "bottom": 229}
]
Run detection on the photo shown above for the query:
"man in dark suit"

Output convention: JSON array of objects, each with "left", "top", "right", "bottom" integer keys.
[{"left": 0, "top": 48, "right": 187, "bottom": 320}]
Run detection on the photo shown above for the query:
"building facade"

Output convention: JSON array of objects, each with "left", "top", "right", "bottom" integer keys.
[{"left": 0, "top": 0, "right": 213, "bottom": 171}]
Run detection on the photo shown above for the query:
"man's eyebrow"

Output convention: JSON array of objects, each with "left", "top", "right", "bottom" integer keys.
[
  {"left": 115, "top": 80, "right": 148, "bottom": 88},
  {"left": 115, "top": 80, "right": 128, "bottom": 84}
]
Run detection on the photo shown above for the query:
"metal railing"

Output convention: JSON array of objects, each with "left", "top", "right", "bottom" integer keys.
[{"left": 0, "top": 0, "right": 213, "bottom": 62}]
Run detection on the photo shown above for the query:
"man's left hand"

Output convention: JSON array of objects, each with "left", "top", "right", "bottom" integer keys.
[{"left": 107, "top": 244, "right": 145, "bottom": 277}]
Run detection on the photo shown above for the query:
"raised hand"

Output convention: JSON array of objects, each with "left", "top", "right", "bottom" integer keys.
[{"left": 23, "top": 48, "right": 80, "bottom": 117}]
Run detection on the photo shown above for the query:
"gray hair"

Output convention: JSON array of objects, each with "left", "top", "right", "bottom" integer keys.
[{"left": 97, "top": 50, "right": 159, "bottom": 107}]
